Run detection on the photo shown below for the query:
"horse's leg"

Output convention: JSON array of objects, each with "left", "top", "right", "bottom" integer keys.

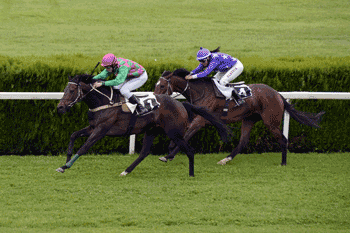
[
  {"left": 56, "top": 124, "right": 112, "bottom": 173},
  {"left": 218, "top": 114, "right": 260, "bottom": 165},
  {"left": 170, "top": 135, "right": 195, "bottom": 177},
  {"left": 160, "top": 116, "right": 205, "bottom": 162},
  {"left": 164, "top": 127, "right": 196, "bottom": 177},
  {"left": 66, "top": 126, "right": 93, "bottom": 163},
  {"left": 261, "top": 114, "right": 288, "bottom": 166},
  {"left": 121, "top": 127, "right": 159, "bottom": 176}
]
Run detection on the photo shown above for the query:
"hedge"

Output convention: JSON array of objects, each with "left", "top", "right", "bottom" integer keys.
[{"left": 0, "top": 57, "right": 349, "bottom": 155}]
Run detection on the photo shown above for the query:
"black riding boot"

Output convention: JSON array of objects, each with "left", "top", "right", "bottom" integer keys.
[
  {"left": 231, "top": 89, "right": 245, "bottom": 106},
  {"left": 128, "top": 95, "right": 148, "bottom": 115}
]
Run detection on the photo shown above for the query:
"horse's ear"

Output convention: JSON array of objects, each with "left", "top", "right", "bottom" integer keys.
[
  {"left": 77, "top": 74, "right": 83, "bottom": 83},
  {"left": 68, "top": 75, "right": 72, "bottom": 81},
  {"left": 161, "top": 70, "right": 171, "bottom": 76}
]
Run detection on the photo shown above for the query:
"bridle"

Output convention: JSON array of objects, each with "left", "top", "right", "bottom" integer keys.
[
  {"left": 66, "top": 82, "right": 85, "bottom": 108},
  {"left": 65, "top": 81, "right": 115, "bottom": 108},
  {"left": 159, "top": 76, "right": 193, "bottom": 104}
]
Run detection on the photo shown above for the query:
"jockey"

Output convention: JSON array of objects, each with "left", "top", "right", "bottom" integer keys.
[
  {"left": 92, "top": 53, "right": 148, "bottom": 115},
  {"left": 186, "top": 47, "right": 245, "bottom": 105}
]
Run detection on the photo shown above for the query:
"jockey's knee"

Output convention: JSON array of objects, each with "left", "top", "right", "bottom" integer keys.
[{"left": 120, "top": 89, "right": 132, "bottom": 99}]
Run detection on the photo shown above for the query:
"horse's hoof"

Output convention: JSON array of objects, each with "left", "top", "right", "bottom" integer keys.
[
  {"left": 159, "top": 157, "right": 168, "bottom": 163},
  {"left": 56, "top": 167, "right": 65, "bottom": 173},
  {"left": 217, "top": 157, "right": 232, "bottom": 165},
  {"left": 120, "top": 171, "right": 128, "bottom": 176},
  {"left": 281, "top": 163, "right": 287, "bottom": 166}
]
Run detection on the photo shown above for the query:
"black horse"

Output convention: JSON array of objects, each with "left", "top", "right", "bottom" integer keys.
[{"left": 56, "top": 74, "right": 232, "bottom": 177}]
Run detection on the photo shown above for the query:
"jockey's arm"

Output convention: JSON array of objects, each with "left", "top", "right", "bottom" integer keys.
[
  {"left": 190, "top": 63, "right": 204, "bottom": 75},
  {"left": 192, "top": 60, "right": 218, "bottom": 79},
  {"left": 103, "top": 66, "right": 131, "bottom": 86},
  {"left": 92, "top": 69, "right": 110, "bottom": 80}
]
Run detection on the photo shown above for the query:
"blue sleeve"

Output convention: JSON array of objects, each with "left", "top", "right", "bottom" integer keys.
[
  {"left": 191, "top": 63, "right": 204, "bottom": 75},
  {"left": 192, "top": 60, "right": 219, "bottom": 78}
]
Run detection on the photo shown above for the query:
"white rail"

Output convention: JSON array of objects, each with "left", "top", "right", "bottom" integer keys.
[{"left": 1, "top": 91, "right": 350, "bottom": 154}]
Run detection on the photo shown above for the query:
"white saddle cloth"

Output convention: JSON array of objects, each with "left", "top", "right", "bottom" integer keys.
[{"left": 125, "top": 93, "right": 160, "bottom": 114}]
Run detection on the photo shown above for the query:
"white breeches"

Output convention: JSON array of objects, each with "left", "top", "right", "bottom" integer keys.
[
  {"left": 214, "top": 60, "right": 244, "bottom": 86},
  {"left": 113, "top": 71, "right": 148, "bottom": 99}
]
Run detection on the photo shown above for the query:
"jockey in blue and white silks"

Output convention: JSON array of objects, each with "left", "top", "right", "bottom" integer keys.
[{"left": 186, "top": 47, "right": 245, "bottom": 105}]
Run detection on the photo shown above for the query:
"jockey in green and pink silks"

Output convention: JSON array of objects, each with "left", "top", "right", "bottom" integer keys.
[{"left": 92, "top": 53, "right": 148, "bottom": 115}]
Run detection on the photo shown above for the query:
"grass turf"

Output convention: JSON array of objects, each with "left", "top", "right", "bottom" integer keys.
[{"left": 0, "top": 153, "right": 349, "bottom": 232}]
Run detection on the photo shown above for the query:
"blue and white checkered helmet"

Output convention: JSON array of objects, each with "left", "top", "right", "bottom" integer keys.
[{"left": 196, "top": 47, "right": 211, "bottom": 60}]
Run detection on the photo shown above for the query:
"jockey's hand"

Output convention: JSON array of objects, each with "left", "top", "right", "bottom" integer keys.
[
  {"left": 93, "top": 81, "right": 103, "bottom": 89},
  {"left": 185, "top": 75, "right": 194, "bottom": 80}
]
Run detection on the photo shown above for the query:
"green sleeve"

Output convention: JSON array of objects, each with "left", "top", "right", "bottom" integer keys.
[
  {"left": 104, "top": 66, "right": 130, "bottom": 86},
  {"left": 92, "top": 69, "right": 110, "bottom": 80}
]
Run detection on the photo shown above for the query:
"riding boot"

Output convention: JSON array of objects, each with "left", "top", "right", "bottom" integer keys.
[
  {"left": 128, "top": 95, "right": 148, "bottom": 115},
  {"left": 231, "top": 89, "right": 245, "bottom": 106}
]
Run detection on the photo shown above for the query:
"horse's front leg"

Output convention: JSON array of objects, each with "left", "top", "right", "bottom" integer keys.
[
  {"left": 159, "top": 116, "right": 206, "bottom": 162},
  {"left": 65, "top": 126, "right": 93, "bottom": 163},
  {"left": 56, "top": 124, "right": 112, "bottom": 173},
  {"left": 120, "top": 127, "right": 158, "bottom": 176}
]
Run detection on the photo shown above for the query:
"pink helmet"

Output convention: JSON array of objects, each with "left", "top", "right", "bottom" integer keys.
[{"left": 101, "top": 53, "right": 117, "bottom": 67}]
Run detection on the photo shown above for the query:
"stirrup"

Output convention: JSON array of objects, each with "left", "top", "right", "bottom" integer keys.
[
  {"left": 230, "top": 97, "right": 245, "bottom": 107},
  {"left": 136, "top": 105, "right": 149, "bottom": 116}
]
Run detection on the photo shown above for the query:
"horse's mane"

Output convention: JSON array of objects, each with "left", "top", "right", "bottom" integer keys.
[
  {"left": 73, "top": 74, "right": 98, "bottom": 84},
  {"left": 173, "top": 68, "right": 190, "bottom": 78},
  {"left": 172, "top": 68, "right": 212, "bottom": 82}
]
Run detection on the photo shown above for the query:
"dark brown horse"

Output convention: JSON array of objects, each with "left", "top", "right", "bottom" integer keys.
[
  {"left": 154, "top": 68, "right": 325, "bottom": 166},
  {"left": 56, "top": 74, "right": 231, "bottom": 177}
]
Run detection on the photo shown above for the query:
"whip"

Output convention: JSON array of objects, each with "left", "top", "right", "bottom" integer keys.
[{"left": 90, "top": 62, "right": 100, "bottom": 75}]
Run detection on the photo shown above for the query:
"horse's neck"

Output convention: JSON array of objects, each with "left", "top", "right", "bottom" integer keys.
[
  {"left": 82, "top": 84, "right": 111, "bottom": 109},
  {"left": 174, "top": 78, "right": 206, "bottom": 104}
]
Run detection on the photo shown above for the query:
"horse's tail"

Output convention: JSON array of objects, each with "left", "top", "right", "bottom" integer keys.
[
  {"left": 281, "top": 95, "right": 325, "bottom": 128},
  {"left": 182, "top": 102, "right": 232, "bottom": 143}
]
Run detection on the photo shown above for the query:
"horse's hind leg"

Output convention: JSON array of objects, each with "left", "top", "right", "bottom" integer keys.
[
  {"left": 66, "top": 126, "right": 93, "bottom": 163},
  {"left": 261, "top": 111, "right": 287, "bottom": 165},
  {"left": 160, "top": 116, "right": 206, "bottom": 162},
  {"left": 122, "top": 127, "right": 158, "bottom": 176},
  {"left": 166, "top": 130, "right": 195, "bottom": 177},
  {"left": 218, "top": 114, "right": 260, "bottom": 165}
]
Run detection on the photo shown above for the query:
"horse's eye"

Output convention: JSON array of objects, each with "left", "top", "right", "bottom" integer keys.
[{"left": 160, "top": 85, "right": 165, "bottom": 89}]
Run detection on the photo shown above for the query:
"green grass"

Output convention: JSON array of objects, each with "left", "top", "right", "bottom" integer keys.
[
  {"left": 0, "top": 153, "right": 349, "bottom": 232},
  {"left": 1, "top": 0, "right": 349, "bottom": 64}
]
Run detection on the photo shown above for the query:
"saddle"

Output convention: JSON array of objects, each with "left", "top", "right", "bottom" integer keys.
[
  {"left": 212, "top": 80, "right": 252, "bottom": 100},
  {"left": 88, "top": 89, "right": 160, "bottom": 114}
]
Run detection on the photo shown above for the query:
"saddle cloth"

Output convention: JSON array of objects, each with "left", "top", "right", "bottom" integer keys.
[
  {"left": 125, "top": 93, "right": 160, "bottom": 114},
  {"left": 212, "top": 79, "right": 252, "bottom": 99}
]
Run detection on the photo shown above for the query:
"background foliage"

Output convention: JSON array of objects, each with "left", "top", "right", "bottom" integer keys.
[{"left": 0, "top": 59, "right": 349, "bottom": 155}]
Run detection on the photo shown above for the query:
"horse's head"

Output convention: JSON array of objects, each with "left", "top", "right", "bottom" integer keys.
[
  {"left": 57, "top": 74, "right": 94, "bottom": 114},
  {"left": 154, "top": 71, "right": 174, "bottom": 95},
  {"left": 154, "top": 68, "right": 191, "bottom": 96}
]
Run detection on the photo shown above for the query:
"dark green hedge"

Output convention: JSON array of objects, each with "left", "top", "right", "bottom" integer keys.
[{"left": 0, "top": 58, "right": 349, "bottom": 155}]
